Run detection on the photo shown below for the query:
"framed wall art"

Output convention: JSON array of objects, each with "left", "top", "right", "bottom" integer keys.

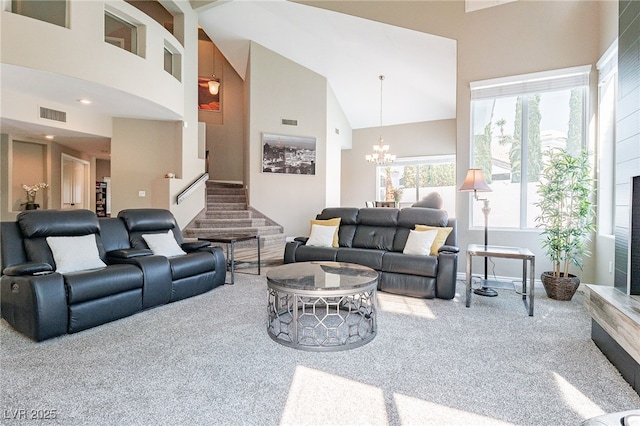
[{"left": 262, "top": 133, "right": 316, "bottom": 175}]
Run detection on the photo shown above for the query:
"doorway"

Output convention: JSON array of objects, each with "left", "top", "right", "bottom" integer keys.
[{"left": 61, "top": 154, "right": 90, "bottom": 210}]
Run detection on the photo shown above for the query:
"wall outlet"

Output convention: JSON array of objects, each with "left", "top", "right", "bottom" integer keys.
[{"left": 138, "top": 190, "right": 146, "bottom": 197}]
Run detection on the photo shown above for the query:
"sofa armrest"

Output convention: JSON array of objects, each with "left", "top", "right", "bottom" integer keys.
[
  {"left": 284, "top": 241, "right": 304, "bottom": 264},
  {"left": 2, "top": 262, "right": 53, "bottom": 277},
  {"left": 181, "top": 241, "right": 211, "bottom": 252},
  {"left": 107, "top": 255, "right": 172, "bottom": 309},
  {"left": 1, "top": 273, "right": 68, "bottom": 341},
  {"left": 194, "top": 245, "right": 226, "bottom": 287},
  {"left": 106, "top": 249, "right": 152, "bottom": 260},
  {"left": 294, "top": 236, "right": 308, "bottom": 244},
  {"left": 436, "top": 251, "right": 458, "bottom": 300},
  {"left": 438, "top": 245, "right": 459, "bottom": 254}
]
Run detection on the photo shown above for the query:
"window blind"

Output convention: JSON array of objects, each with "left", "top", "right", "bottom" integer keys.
[{"left": 470, "top": 65, "right": 591, "bottom": 100}]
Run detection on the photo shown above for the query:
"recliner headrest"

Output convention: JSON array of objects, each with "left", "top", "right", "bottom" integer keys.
[
  {"left": 118, "top": 209, "right": 177, "bottom": 232},
  {"left": 17, "top": 209, "right": 100, "bottom": 238}
]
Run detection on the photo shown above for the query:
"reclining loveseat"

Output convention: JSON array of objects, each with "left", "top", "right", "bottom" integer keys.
[
  {"left": 284, "top": 207, "right": 458, "bottom": 299},
  {"left": 1, "top": 209, "right": 225, "bottom": 341}
]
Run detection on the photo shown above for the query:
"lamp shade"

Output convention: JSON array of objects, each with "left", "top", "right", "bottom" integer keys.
[{"left": 459, "top": 168, "right": 492, "bottom": 192}]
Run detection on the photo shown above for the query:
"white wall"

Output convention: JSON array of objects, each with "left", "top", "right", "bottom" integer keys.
[
  {"left": 325, "top": 83, "right": 351, "bottom": 207},
  {"left": 247, "top": 43, "right": 344, "bottom": 237}
]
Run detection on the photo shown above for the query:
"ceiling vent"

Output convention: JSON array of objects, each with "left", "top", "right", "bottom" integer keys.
[
  {"left": 40, "top": 106, "right": 67, "bottom": 123},
  {"left": 281, "top": 118, "right": 298, "bottom": 126}
]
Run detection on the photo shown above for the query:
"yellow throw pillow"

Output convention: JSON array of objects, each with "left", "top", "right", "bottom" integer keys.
[
  {"left": 310, "top": 218, "right": 341, "bottom": 247},
  {"left": 414, "top": 225, "right": 453, "bottom": 255}
]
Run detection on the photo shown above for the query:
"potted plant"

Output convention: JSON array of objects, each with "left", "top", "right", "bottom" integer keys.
[{"left": 534, "top": 148, "right": 594, "bottom": 300}]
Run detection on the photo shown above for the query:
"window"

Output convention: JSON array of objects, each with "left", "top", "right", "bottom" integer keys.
[
  {"left": 163, "top": 41, "right": 181, "bottom": 81},
  {"left": 105, "top": 10, "right": 138, "bottom": 55},
  {"left": 470, "top": 66, "right": 590, "bottom": 230},
  {"left": 375, "top": 155, "right": 456, "bottom": 216},
  {"left": 11, "top": 0, "right": 67, "bottom": 27}
]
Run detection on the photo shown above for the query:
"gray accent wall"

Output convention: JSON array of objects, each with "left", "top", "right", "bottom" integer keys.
[{"left": 615, "top": 0, "right": 640, "bottom": 295}]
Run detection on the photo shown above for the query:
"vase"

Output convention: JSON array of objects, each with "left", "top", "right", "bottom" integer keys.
[
  {"left": 540, "top": 271, "right": 580, "bottom": 301},
  {"left": 25, "top": 203, "right": 39, "bottom": 210}
]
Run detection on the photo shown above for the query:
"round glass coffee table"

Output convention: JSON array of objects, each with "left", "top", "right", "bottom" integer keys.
[{"left": 267, "top": 261, "right": 378, "bottom": 352}]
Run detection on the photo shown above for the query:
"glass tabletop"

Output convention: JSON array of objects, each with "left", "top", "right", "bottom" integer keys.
[
  {"left": 467, "top": 244, "right": 535, "bottom": 258},
  {"left": 266, "top": 261, "right": 378, "bottom": 291}
]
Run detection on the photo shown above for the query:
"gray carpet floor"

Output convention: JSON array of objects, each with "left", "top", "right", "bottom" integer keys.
[{"left": 2, "top": 271, "right": 639, "bottom": 425}]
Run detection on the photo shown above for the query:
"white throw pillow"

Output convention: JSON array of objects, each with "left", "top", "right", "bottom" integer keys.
[
  {"left": 46, "top": 234, "right": 107, "bottom": 273},
  {"left": 306, "top": 224, "right": 338, "bottom": 248},
  {"left": 403, "top": 229, "right": 438, "bottom": 256},
  {"left": 142, "top": 230, "right": 186, "bottom": 257}
]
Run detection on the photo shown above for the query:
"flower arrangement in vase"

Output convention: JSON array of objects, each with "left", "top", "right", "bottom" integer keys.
[{"left": 21, "top": 182, "right": 49, "bottom": 210}]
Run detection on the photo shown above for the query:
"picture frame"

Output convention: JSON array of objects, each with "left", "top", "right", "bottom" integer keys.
[
  {"left": 262, "top": 133, "right": 316, "bottom": 175},
  {"left": 198, "top": 77, "right": 221, "bottom": 112}
]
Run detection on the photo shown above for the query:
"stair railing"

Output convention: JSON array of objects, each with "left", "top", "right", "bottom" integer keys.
[{"left": 176, "top": 172, "right": 209, "bottom": 204}]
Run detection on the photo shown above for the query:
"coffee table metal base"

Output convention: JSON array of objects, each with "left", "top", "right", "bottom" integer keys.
[{"left": 267, "top": 287, "right": 376, "bottom": 352}]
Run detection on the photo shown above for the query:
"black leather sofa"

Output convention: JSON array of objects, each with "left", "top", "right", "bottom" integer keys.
[
  {"left": 284, "top": 207, "right": 458, "bottom": 299},
  {"left": 1, "top": 209, "right": 225, "bottom": 341}
]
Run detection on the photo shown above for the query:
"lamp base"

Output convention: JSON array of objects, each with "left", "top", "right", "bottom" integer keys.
[{"left": 474, "top": 286, "right": 498, "bottom": 297}]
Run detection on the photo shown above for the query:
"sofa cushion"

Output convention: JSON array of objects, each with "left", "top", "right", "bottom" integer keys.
[
  {"left": 307, "top": 224, "right": 338, "bottom": 248},
  {"left": 294, "top": 246, "right": 338, "bottom": 262},
  {"left": 397, "top": 207, "right": 448, "bottom": 228},
  {"left": 382, "top": 252, "right": 438, "bottom": 277},
  {"left": 65, "top": 264, "right": 143, "bottom": 304},
  {"left": 414, "top": 225, "right": 454, "bottom": 255},
  {"left": 317, "top": 208, "right": 358, "bottom": 247},
  {"left": 46, "top": 234, "right": 107, "bottom": 273},
  {"left": 309, "top": 217, "right": 341, "bottom": 247},
  {"left": 169, "top": 251, "right": 217, "bottom": 280},
  {"left": 336, "top": 248, "right": 384, "bottom": 270},
  {"left": 353, "top": 226, "right": 396, "bottom": 251},
  {"left": 403, "top": 229, "right": 438, "bottom": 256},
  {"left": 142, "top": 230, "right": 187, "bottom": 257}
]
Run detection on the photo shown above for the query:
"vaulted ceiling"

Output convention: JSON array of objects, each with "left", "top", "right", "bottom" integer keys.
[{"left": 198, "top": 0, "right": 457, "bottom": 130}]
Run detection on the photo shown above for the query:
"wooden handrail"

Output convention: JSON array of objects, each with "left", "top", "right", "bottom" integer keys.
[{"left": 176, "top": 173, "right": 209, "bottom": 204}]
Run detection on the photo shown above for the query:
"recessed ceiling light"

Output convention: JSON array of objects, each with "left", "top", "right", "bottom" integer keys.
[
  {"left": 45, "top": 135, "right": 55, "bottom": 140},
  {"left": 78, "top": 99, "right": 92, "bottom": 105}
]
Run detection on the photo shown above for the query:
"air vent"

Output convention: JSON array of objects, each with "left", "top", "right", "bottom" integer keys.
[
  {"left": 281, "top": 119, "right": 298, "bottom": 126},
  {"left": 40, "top": 107, "right": 67, "bottom": 123}
]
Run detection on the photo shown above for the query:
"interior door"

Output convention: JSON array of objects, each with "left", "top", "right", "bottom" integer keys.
[{"left": 62, "top": 154, "right": 89, "bottom": 210}]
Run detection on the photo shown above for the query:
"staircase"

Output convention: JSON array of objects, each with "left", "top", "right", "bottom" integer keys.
[{"left": 182, "top": 181, "right": 286, "bottom": 251}]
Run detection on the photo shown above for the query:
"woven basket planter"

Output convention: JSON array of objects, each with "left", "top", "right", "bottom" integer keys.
[{"left": 540, "top": 272, "right": 580, "bottom": 301}]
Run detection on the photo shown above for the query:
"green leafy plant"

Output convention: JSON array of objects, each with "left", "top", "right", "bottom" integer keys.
[{"left": 534, "top": 148, "right": 595, "bottom": 278}]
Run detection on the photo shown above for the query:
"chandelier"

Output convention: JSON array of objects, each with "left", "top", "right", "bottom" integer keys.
[{"left": 366, "top": 75, "right": 396, "bottom": 165}]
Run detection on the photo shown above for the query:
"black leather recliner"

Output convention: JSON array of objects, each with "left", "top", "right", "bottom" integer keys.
[
  {"left": 1, "top": 208, "right": 226, "bottom": 341},
  {"left": 1, "top": 210, "right": 144, "bottom": 341},
  {"left": 117, "top": 209, "right": 226, "bottom": 301}
]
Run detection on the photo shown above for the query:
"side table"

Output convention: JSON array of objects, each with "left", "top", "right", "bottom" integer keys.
[
  {"left": 466, "top": 244, "right": 535, "bottom": 316},
  {"left": 199, "top": 235, "right": 261, "bottom": 284}
]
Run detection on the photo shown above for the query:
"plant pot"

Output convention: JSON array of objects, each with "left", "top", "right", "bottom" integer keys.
[
  {"left": 25, "top": 203, "right": 39, "bottom": 210},
  {"left": 540, "top": 271, "right": 580, "bottom": 301}
]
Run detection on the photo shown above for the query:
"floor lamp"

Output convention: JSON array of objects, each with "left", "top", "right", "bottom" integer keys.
[{"left": 459, "top": 168, "right": 498, "bottom": 297}]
